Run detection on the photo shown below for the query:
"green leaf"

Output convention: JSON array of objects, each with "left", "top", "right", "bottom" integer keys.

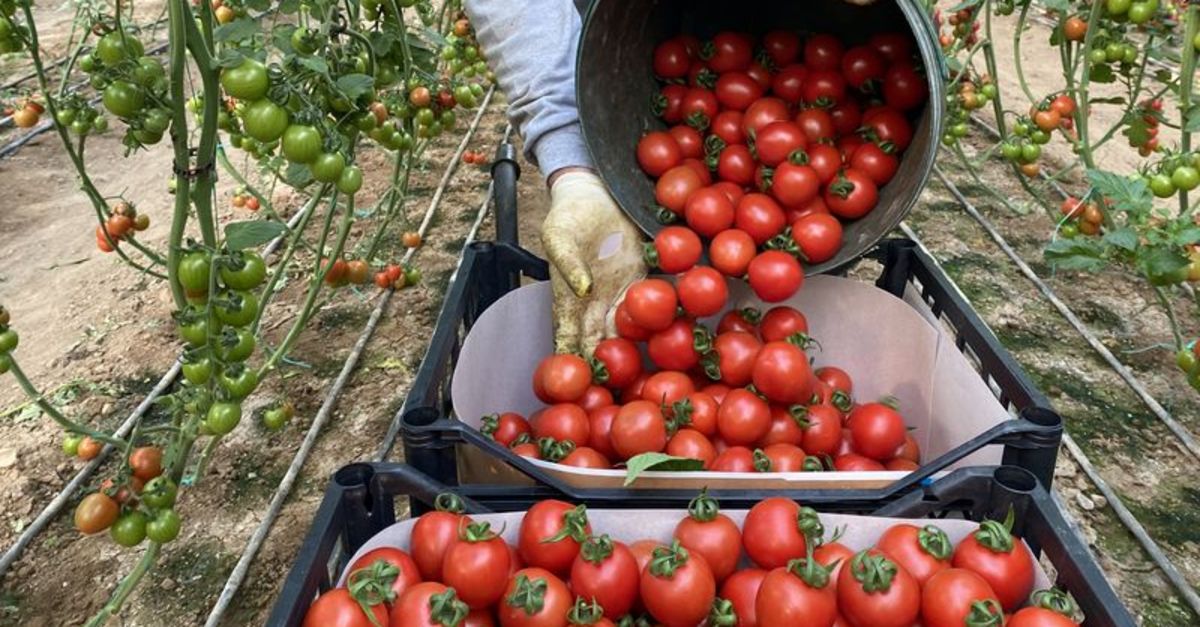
[
  {"left": 1041, "top": 0, "right": 1071, "bottom": 10},
  {"left": 1045, "top": 238, "right": 1109, "bottom": 272},
  {"left": 335, "top": 74, "right": 375, "bottom": 100},
  {"left": 1173, "top": 226, "right": 1200, "bottom": 247},
  {"left": 1103, "top": 227, "right": 1138, "bottom": 251},
  {"left": 623, "top": 453, "right": 705, "bottom": 486},
  {"left": 297, "top": 56, "right": 328, "bottom": 75},
  {"left": 1122, "top": 117, "right": 1151, "bottom": 147},
  {"left": 284, "top": 162, "right": 313, "bottom": 187},
  {"left": 1090, "top": 64, "right": 1116, "bottom": 84},
  {"left": 224, "top": 221, "right": 287, "bottom": 251},
  {"left": 1086, "top": 169, "right": 1151, "bottom": 213},
  {"left": 215, "top": 18, "right": 260, "bottom": 44},
  {"left": 1185, "top": 105, "right": 1200, "bottom": 133},
  {"left": 214, "top": 48, "right": 247, "bottom": 69},
  {"left": 244, "top": 0, "right": 270, "bottom": 10},
  {"left": 278, "top": 0, "right": 301, "bottom": 13},
  {"left": 272, "top": 24, "right": 298, "bottom": 55},
  {"left": 1142, "top": 247, "right": 1190, "bottom": 276}
]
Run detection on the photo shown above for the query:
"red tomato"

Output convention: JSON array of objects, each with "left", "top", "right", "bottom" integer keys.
[
  {"left": 654, "top": 38, "right": 692, "bottom": 79},
  {"left": 623, "top": 279, "right": 678, "bottom": 331},
  {"left": 578, "top": 385, "right": 614, "bottom": 413},
  {"left": 1007, "top": 607, "right": 1080, "bottom": 627},
  {"left": 707, "top": 32, "right": 753, "bottom": 73},
  {"left": 792, "top": 213, "right": 843, "bottom": 264},
  {"left": 685, "top": 187, "right": 736, "bottom": 237},
  {"left": 758, "top": 307, "right": 808, "bottom": 342},
  {"left": 711, "top": 110, "right": 747, "bottom": 146},
  {"left": 708, "top": 230, "right": 755, "bottom": 278},
  {"left": 851, "top": 142, "right": 898, "bottom": 185},
  {"left": 802, "top": 404, "right": 844, "bottom": 457},
  {"left": 641, "top": 371, "right": 695, "bottom": 406},
  {"left": 763, "top": 31, "right": 801, "bottom": 66},
  {"left": 718, "top": 145, "right": 757, "bottom": 186},
  {"left": 712, "top": 181, "right": 745, "bottom": 206},
  {"left": 952, "top": 521, "right": 1036, "bottom": 611},
  {"left": 815, "top": 366, "right": 853, "bottom": 399},
  {"left": 837, "top": 550, "right": 921, "bottom": 627},
  {"left": 758, "top": 443, "right": 808, "bottom": 472},
  {"left": 712, "top": 331, "right": 763, "bottom": 388},
  {"left": 511, "top": 442, "right": 541, "bottom": 459},
  {"left": 717, "top": 309, "right": 760, "bottom": 336},
  {"left": 814, "top": 541, "right": 854, "bottom": 591},
  {"left": 681, "top": 87, "right": 719, "bottom": 126},
  {"left": 1051, "top": 94, "right": 1077, "bottom": 116},
  {"left": 870, "top": 33, "right": 913, "bottom": 64},
  {"left": 587, "top": 406, "right": 620, "bottom": 459},
  {"left": 681, "top": 391, "right": 719, "bottom": 436},
  {"left": 841, "top": 46, "right": 886, "bottom": 90},
  {"left": 876, "top": 523, "right": 953, "bottom": 586},
  {"left": 746, "top": 62, "right": 772, "bottom": 89},
  {"left": 755, "top": 121, "right": 808, "bottom": 167},
  {"left": 688, "top": 60, "right": 715, "bottom": 88},
  {"left": 803, "top": 70, "right": 846, "bottom": 106},
  {"left": 921, "top": 568, "right": 1003, "bottom": 627},
  {"left": 637, "top": 131, "right": 683, "bottom": 178},
  {"left": 497, "top": 568, "right": 572, "bottom": 627},
  {"left": 720, "top": 568, "right": 767, "bottom": 627},
  {"left": 833, "top": 453, "right": 885, "bottom": 471},
  {"left": 389, "top": 582, "right": 467, "bottom": 627},
  {"left": 666, "top": 428, "right": 717, "bottom": 468},
  {"left": 805, "top": 34, "right": 844, "bottom": 71},
  {"left": 826, "top": 169, "right": 879, "bottom": 220},
  {"left": 711, "top": 446, "right": 755, "bottom": 472},
  {"left": 411, "top": 508, "right": 470, "bottom": 581},
  {"left": 788, "top": 196, "right": 831, "bottom": 223},
  {"left": 770, "top": 162, "right": 821, "bottom": 210},
  {"left": 347, "top": 547, "right": 421, "bottom": 601},
  {"left": 669, "top": 125, "right": 704, "bottom": 159},
  {"left": 649, "top": 319, "right": 701, "bottom": 372},
  {"left": 611, "top": 400, "right": 668, "bottom": 459},
  {"left": 304, "top": 588, "right": 388, "bottom": 627},
  {"left": 715, "top": 387, "right": 770, "bottom": 447},
  {"left": 673, "top": 493, "right": 742, "bottom": 582},
  {"left": 756, "top": 562, "right": 839, "bottom": 627},
  {"left": 742, "top": 98, "right": 791, "bottom": 137},
  {"left": 442, "top": 523, "right": 512, "bottom": 608},
  {"left": 561, "top": 446, "right": 610, "bottom": 469},
  {"left": 771, "top": 65, "right": 808, "bottom": 104},
  {"left": 532, "top": 403, "right": 590, "bottom": 446},
  {"left": 806, "top": 144, "right": 843, "bottom": 185},
  {"left": 829, "top": 99, "right": 863, "bottom": 136},
  {"left": 847, "top": 403, "right": 906, "bottom": 460},
  {"left": 863, "top": 107, "right": 913, "bottom": 152},
  {"left": 651, "top": 226, "right": 702, "bottom": 273},
  {"left": 593, "top": 338, "right": 642, "bottom": 390},
  {"left": 883, "top": 62, "right": 927, "bottom": 112},
  {"left": 796, "top": 108, "right": 836, "bottom": 144},
  {"left": 656, "top": 165, "right": 705, "bottom": 215},
  {"left": 465, "top": 610, "right": 495, "bottom": 627},
  {"left": 735, "top": 193, "right": 787, "bottom": 244},
  {"left": 677, "top": 266, "right": 728, "bottom": 317},
  {"left": 748, "top": 252, "right": 803, "bottom": 303},
  {"left": 571, "top": 535, "right": 641, "bottom": 619},
  {"left": 753, "top": 341, "right": 814, "bottom": 404},
  {"left": 534, "top": 354, "right": 592, "bottom": 404},
  {"left": 482, "top": 412, "right": 532, "bottom": 448},
  {"left": 518, "top": 501, "right": 591, "bottom": 576},
  {"left": 639, "top": 542, "right": 717, "bottom": 627},
  {"left": 742, "top": 498, "right": 812, "bottom": 569},
  {"left": 615, "top": 302, "right": 652, "bottom": 342},
  {"left": 716, "top": 72, "right": 765, "bottom": 111},
  {"left": 760, "top": 404, "right": 806, "bottom": 448},
  {"left": 657, "top": 84, "right": 688, "bottom": 124}
]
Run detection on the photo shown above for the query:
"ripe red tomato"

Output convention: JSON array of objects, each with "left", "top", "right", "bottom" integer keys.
[
  {"left": 850, "top": 142, "right": 899, "bottom": 186},
  {"left": 870, "top": 33, "right": 913, "bottom": 64},
  {"left": 876, "top": 523, "right": 953, "bottom": 586},
  {"left": 717, "top": 309, "right": 759, "bottom": 335},
  {"left": 863, "top": 107, "right": 913, "bottom": 152},
  {"left": 709, "top": 230, "right": 757, "bottom": 277},
  {"left": 615, "top": 302, "right": 652, "bottom": 342},
  {"left": 815, "top": 366, "right": 853, "bottom": 398},
  {"left": 763, "top": 31, "right": 801, "bottom": 66},
  {"left": 717, "top": 388, "right": 772, "bottom": 446},
  {"left": 801, "top": 404, "right": 844, "bottom": 457},
  {"left": 883, "top": 62, "right": 927, "bottom": 112},
  {"left": 624, "top": 279, "right": 678, "bottom": 331},
  {"left": 921, "top": 568, "right": 1003, "bottom": 627},
  {"left": 707, "top": 32, "right": 753, "bottom": 73},
  {"left": 534, "top": 354, "right": 593, "bottom": 404},
  {"left": 826, "top": 169, "right": 879, "bottom": 220},
  {"left": 654, "top": 38, "right": 692, "bottom": 79},
  {"left": 611, "top": 400, "right": 668, "bottom": 459},
  {"left": 756, "top": 562, "right": 839, "bottom": 627},
  {"left": 441, "top": 523, "right": 512, "bottom": 608},
  {"left": 847, "top": 403, "right": 906, "bottom": 460},
  {"left": 720, "top": 568, "right": 767, "bottom": 627},
  {"left": 411, "top": 508, "right": 471, "bottom": 581},
  {"left": 1007, "top": 607, "right": 1080, "bottom": 627},
  {"left": 712, "top": 181, "right": 745, "bottom": 206},
  {"left": 347, "top": 547, "right": 421, "bottom": 602},
  {"left": 758, "top": 443, "right": 808, "bottom": 472},
  {"left": 759, "top": 306, "right": 808, "bottom": 342},
  {"left": 482, "top": 412, "right": 531, "bottom": 448},
  {"left": 829, "top": 99, "right": 863, "bottom": 136},
  {"left": 497, "top": 568, "right": 573, "bottom": 627},
  {"left": 796, "top": 108, "right": 836, "bottom": 144},
  {"left": 753, "top": 341, "right": 814, "bottom": 404},
  {"left": 771, "top": 65, "right": 808, "bottom": 104},
  {"left": 593, "top": 338, "right": 642, "bottom": 390},
  {"left": 755, "top": 121, "right": 808, "bottom": 167},
  {"left": 304, "top": 587, "right": 386, "bottom": 627},
  {"left": 803, "top": 70, "right": 847, "bottom": 106},
  {"left": 711, "top": 110, "right": 747, "bottom": 146},
  {"left": 657, "top": 84, "right": 688, "bottom": 124},
  {"left": 743, "top": 98, "right": 791, "bottom": 137},
  {"left": 814, "top": 541, "right": 854, "bottom": 590},
  {"left": 656, "top": 165, "right": 705, "bottom": 214},
  {"left": 571, "top": 535, "right": 641, "bottom": 619},
  {"left": 677, "top": 266, "right": 728, "bottom": 317},
  {"left": 1050, "top": 94, "right": 1076, "bottom": 116},
  {"left": 685, "top": 187, "right": 736, "bottom": 237},
  {"left": 712, "top": 331, "right": 762, "bottom": 388},
  {"left": 715, "top": 71, "right": 765, "bottom": 111},
  {"left": 561, "top": 446, "right": 610, "bottom": 469},
  {"left": 771, "top": 162, "right": 821, "bottom": 210},
  {"left": 952, "top": 521, "right": 1036, "bottom": 611},
  {"left": 666, "top": 428, "right": 717, "bottom": 468},
  {"left": 792, "top": 213, "right": 843, "bottom": 264},
  {"left": 639, "top": 542, "right": 717, "bottom": 626},
  {"left": 519, "top": 500, "right": 591, "bottom": 576},
  {"left": 841, "top": 45, "right": 886, "bottom": 90},
  {"left": 735, "top": 194, "right": 787, "bottom": 244},
  {"left": 649, "top": 319, "right": 701, "bottom": 372},
  {"left": 805, "top": 33, "right": 844, "bottom": 71},
  {"left": 532, "top": 403, "right": 590, "bottom": 446},
  {"left": 641, "top": 370, "right": 695, "bottom": 406},
  {"left": 833, "top": 453, "right": 885, "bottom": 471},
  {"left": 637, "top": 131, "right": 683, "bottom": 178},
  {"left": 746, "top": 62, "right": 772, "bottom": 88},
  {"left": 577, "top": 385, "right": 614, "bottom": 413},
  {"left": 748, "top": 251, "right": 803, "bottom": 303},
  {"left": 587, "top": 405, "right": 620, "bottom": 459},
  {"left": 718, "top": 145, "right": 757, "bottom": 186},
  {"left": 711, "top": 446, "right": 756, "bottom": 472},
  {"left": 674, "top": 494, "right": 742, "bottom": 582},
  {"left": 806, "top": 144, "right": 843, "bottom": 185},
  {"left": 681, "top": 87, "right": 719, "bottom": 126},
  {"left": 742, "top": 498, "right": 811, "bottom": 568},
  {"left": 760, "top": 404, "right": 805, "bottom": 448},
  {"left": 837, "top": 550, "right": 921, "bottom": 627},
  {"left": 789, "top": 196, "right": 831, "bottom": 223},
  {"left": 669, "top": 125, "right": 704, "bottom": 159},
  {"left": 511, "top": 442, "right": 541, "bottom": 459},
  {"left": 651, "top": 226, "right": 702, "bottom": 273}
]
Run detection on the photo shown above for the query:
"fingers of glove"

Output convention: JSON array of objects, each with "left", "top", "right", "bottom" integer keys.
[
  {"left": 579, "top": 296, "right": 612, "bottom": 358},
  {"left": 542, "top": 221, "right": 593, "bottom": 298},
  {"left": 550, "top": 266, "right": 584, "bottom": 354}
]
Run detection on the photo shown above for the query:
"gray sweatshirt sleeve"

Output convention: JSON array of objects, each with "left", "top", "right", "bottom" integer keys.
[{"left": 464, "top": 0, "right": 593, "bottom": 176}]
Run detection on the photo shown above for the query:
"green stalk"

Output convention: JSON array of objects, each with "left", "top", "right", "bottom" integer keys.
[
  {"left": 1177, "top": 5, "right": 1198, "bottom": 215},
  {"left": 251, "top": 187, "right": 329, "bottom": 336},
  {"left": 181, "top": 10, "right": 221, "bottom": 247},
  {"left": 1012, "top": 0, "right": 1037, "bottom": 103},
  {"left": 165, "top": 0, "right": 194, "bottom": 308},
  {"left": 1155, "top": 287, "right": 1185, "bottom": 350},
  {"left": 83, "top": 544, "right": 161, "bottom": 627},
  {"left": 1074, "top": 0, "right": 1108, "bottom": 170},
  {"left": 7, "top": 360, "right": 127, "bottom": 447}
]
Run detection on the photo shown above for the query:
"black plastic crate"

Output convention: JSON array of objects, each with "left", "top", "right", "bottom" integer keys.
[{"left": 269, "top": 463, "right": 1133, "bottom": 627}]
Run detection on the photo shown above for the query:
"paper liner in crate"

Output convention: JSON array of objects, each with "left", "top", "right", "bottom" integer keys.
[
  {"left": 339, "top": 508, "right": 1050, "bottom": 591},
  {"left": 450, "top": 275, "right": 1009, "bottom": 489}
]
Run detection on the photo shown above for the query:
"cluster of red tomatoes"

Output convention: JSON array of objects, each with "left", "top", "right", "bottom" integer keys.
[
  {"left": 230, "top": 191, "right": 262, "bottom": 211},
  {"left": 72, "top": 445, "right": 182, "bottom": 547},
  {"left": 1058, "top": 197, "right": 1108, "bottom": 238},
  {"left": 934, "top": 7, "right": 982, "bottom": 49},
  {"left": 635, "top": 29, "right": 926, "bottom": 300},
  {"left": 304, "top": 494, "right": 1078, "bottom": 627},
  {"left": 484, "top": 286, "right": 919, "bottom": 473},
  {"left": 322, "top": 258, "right": 420, "bottom": 291},
  {"left": 95, "top": 200, "right": 150, "bottom": 253},
  {"left": 1130, "top": 98, "right": 1164, "bottom": 156},
  {"left": 462, "top": 149, "right": 490, "bottom": 165}
]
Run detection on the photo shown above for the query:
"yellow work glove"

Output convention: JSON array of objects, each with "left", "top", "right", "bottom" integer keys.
[{"left": 542, "top": 170, "right": 646, "bottom": 356}]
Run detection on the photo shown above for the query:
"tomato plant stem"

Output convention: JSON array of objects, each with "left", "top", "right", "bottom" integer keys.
[
  {"left": 252, "top": 187, "right": 329, "bottom": 337},
  {"left": 1074, "top": 0, "right": 1107, "bottom": 171},
  {"left": 1154, "top": 287, "right": 1186, "bottom": 350},
  {"left": 1178, "top": 5, "right": 1198, "bottom": 215},
  {"left": 1012, "top": 0, "right": 1037, "bottom": 104},
  {"left": 83, "top": 543, "right": 160, "bottom": 627},
  {"left": 5, "top": 359, "right": 127, "bottom": 448},
  {"left": 182, "top": 8, "right": 221, "bottom": 248}
]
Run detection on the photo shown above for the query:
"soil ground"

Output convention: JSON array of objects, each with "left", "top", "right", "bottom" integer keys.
[{"left": 0, "top": 4, "right": 1198, "bottom": 626}]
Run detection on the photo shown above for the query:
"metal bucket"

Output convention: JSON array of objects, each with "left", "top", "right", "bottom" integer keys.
[{"left": 577, "top": 0, "right": 946, "bottom": 275}]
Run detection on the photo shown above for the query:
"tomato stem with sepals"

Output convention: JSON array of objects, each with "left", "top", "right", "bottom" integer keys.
[
  {"left": 433, "top": 492, "right": 465, "bottom": 513},
  {"left": 707, "top": 597, "right": 737, "bottom": 626},
  {"left": 848, "top": 550, "right": 899, "bottom": 593},
  {"left": 1031, "top": 588, "right": 1082, "bottom": 620},
  {"left": 507, "top": 574, "right": 550, "bottom": 616},
  {"left": 973, "top": 509, "right": 1016, "bottom": 553},
  {"left": 579, "top": 534, "right": 615, "bottom": 564},
  {"left": 918, "top": 524, "right": 953, "bottom": 560},
  {"left": 648, "top": 540, "right": 690, "bottom": 577},
  {"left": 542, "top": 504, "right": 589, "bottom": 544}
]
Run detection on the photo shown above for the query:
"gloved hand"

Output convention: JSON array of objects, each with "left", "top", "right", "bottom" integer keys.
[{"left": 542, "top": 169, "right": 646, "bottom": 356}]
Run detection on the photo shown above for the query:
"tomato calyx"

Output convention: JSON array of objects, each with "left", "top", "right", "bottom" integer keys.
[
  {"left": 506, "top": 573, "right": 551, "bottom": 616},
  {"left": 578, "top": 533, "right": 616, "bottom": 564},
  {"left": 541, "top": 504, "right": 590, "bottom": 544},
  {"left": 1030, "top": 588, "right": 1082, "bottom": 620},
  {"left": 973, "top": 509, "right": 1017, "bottom": 553},
  {"left": 655, "top": 206, "right": 680, "bottom": 225},
  {"left": 752, "top": 449, "right": 773, "bottom": 472},
  {"left": 670, "top": 397, "right": 695, "bottom": 430},
  {"left": 642, "top": 242, "right": 662, "bottom": 269},
  {"left": 831, "top": 390, "right": 853, "bottom": 413},
  {"left": 737, "top": 307, "right": 762, "bottom": 325},
  {"left": 704, "top": 134, "right": 727, "bottom": 159},
  {"left": 917, "top": 524, "right": 953, "bottom": 560},
  {"left": 567, "top": 596, "right": 608, "bottom": 625},
  {"left": 847, "top": 550, "right": 900, "bottom": 593},
  {"left": 700, "top": 350, "right": 723, "bottom": 381},
  {"left": 802, "top": 456, "right": 826, "bottom": 472},
  {"left": 827, "top": 172, "right": 856, "bottom": 199},
  {"left": 685, "top": 488, "right": 721, "bottom": 522},
  {"left": 784, "top": 553, "right": 836, "bottom": 590},
  {"left": 707, "top": 597, "right": 738, "bottom": 626},
  {"left": 965, "top": 599, "right": 1006, "bottom": 627},
  {"left": 647, "top": 539, "right": 691, "bottom": 578},
  {"left": 538, "top": 436, "right": 576, "bottom": 462},
  {"left": 692, "top": 325, "right": 714, "bottom": 354},
  {"left": 784, "top": 331, "right": 819, "bottom": 352},
  {"left": 480, "top": 413, "right": 501, "bottom": 437},
  {"left": 428, "top": 587, "right": 471, "bottom": 626},
  {"left": 433, "top": 492, "right": 465, "bottom": 514},
  {"left": 687, "top": 110, "right": 711, "bottom": 131},
  {"left": 346, "top": 559, "right": 401, "bottom": 614},
  {"left": 765, "top": 229, "right": 802, "bottom": 258},
  {"left": 795, "top": 505, "right": 825, "bottom": 541}
]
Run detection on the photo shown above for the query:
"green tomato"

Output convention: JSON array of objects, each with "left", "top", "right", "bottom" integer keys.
[
  {"left": 110, "top": 511, "right": 148, "bottom": 547},
  {"left": 472, "top": 61, "right": 488, "bottom": 75},
  {"left": 241, "top": 100, "right": 289, "bottom": 143},
  {"left": 78, "top": 54, "right": 98, "bottom": 73},
  {"left": 95, "top": 30, "right": 144, "bottom": 66},
  {"left": 1149, "top": 266, "right": 1190, "bottom": 286},
  {"left": 463, "top": 46, "right": 479, "bottom": 62},
  {"left": 142, "top": 108, "right": 171, "bottom": 134},
  {"left": 1178, "top": 349, "right": 1198, "bottom": 374},
  {"left": 1020, "top": 143, "right": 1042, "bottom": 163},
  {"left": 310, "top": 152, "right": 346, "bottom": 184},
  {"left": 1128, "top": 2, "right": 1154, "bottom": 23},
  {"left": 1030, "top": 129, "right": 1050, "bottom": 145},
  {"left": 1060, "top": 223, "right": 1079, "bottom": 238},
  {"left": 146, "top": 509, "right": 181, "bottom": 543},
  {"left": 177, "top": 310, "right": 212, "bottom": 347},
  {"left": 980, "top": 84, "right": 997, "bottom": 99},
  {"left": 182, "top": 355, "right": 213, "bottom": 385},
  {"left": 1194, "top": 32, "right": 1200, "bottom": 53},
  {"left": 62, "top": 435, "right": 82, "bottom": 457},
  {"left": 206, "top": 401, "right": 242, "bottom": 435},
  {"left": 262, "top": 404, "right": 292, "bottom": 430},
  {"left": 356, "top": 112, "right": 378, "bottom": 133},
  {"left": 1000, "top": 142, "right": 1021, "bottom": 161},
  {"left": 1171, "top": 166, "right": 1200, "bottom": 192},
  {"left": 215, "top": 290, "right": 259, "bottom": 328},
  {"left": 0, "top": 328, "right": 18, "bottom": 353},
  {"left": 56, "top": 108, "right": 77, "bottom": 127},
  {"left": 291, "top": 27, "right": 323, "bottom": 55},
  {"left": 1012, "top": 121, "right": 1029, "bottom": 137},
  {"left": 453, "top": 85, "right": 476, "bottom": 108},
  {"left": 1105, "top": 42, "right": 1124, "bottom": 62},
  {"left": 281, "top": 125, "right": 322, "bottom": 163},
  {"left": 218, "top": 365, "right": 259, "bottom": 400},
  {"left": 133, "top": 128, "right": 164, "bottom": 145},
  {"left": 0, "top": 354, "right": 10, "bottom": 376},
  {"left": 1088, "top": 48, "right": 1108, "bottom": 65},
  {"left": 440, "top": 110, "right": 457, "bottom": 129},
  {"left": 375, "top": 65, "right": 398, "bottom": 87},
  {"left": 415, "top": 108, "right": 435, "bottom": 126},
  {"left": 1149, "top": 173, "right": 1176, "bottom": 198},
  {"left": 950, "top": 122, "right": 968, "bottom": 138},
  {"left": 1122, "top": 45, "right": 1138, "bottom": 64},
  {"left": 91, "top": 116, "right": 109, "bottom": 133},
  {"left": 178, "top": 251, "right": 212, "bottom": 293},
  {"left": 141, "top": 477, "right": 178, "bottom": 510},
  {"left": 215, "top": 328, "right": 256, "bottom": 362},
  {"left": 404, "top": 266, "right": 421, "bottom": 286},
  {"left": 220, "top": 58, "right": 269, "bottom": 101},
  {"left": 133, "top": 56, "right": 165, "bottom": 88},
  {"left": 337, "top": 165, "right": 363, "bottom": 196},
  {"left": 219, "top": 252, "right": 267, "bottom": 291},
  {"left": 102, "top": 81, "right": 145, "bottom": 118},
  {"left": 1106, "top": 0, "right": 1132, "bottom": 14}
]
